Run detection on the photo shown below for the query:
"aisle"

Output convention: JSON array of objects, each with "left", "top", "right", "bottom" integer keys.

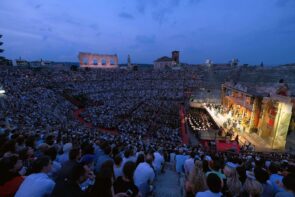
[{"left": 154, "top": 163, "right": 182, "bottom": 197}]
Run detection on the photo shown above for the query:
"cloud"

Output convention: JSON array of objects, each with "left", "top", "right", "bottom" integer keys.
[
  {"left": 152, "top": 9, "right": 169, "bottom": 25},
  {"left": 0, "top": 28, "right": 42, "bottom": 40},
  {"left": 34, "top": 4, "right": 42, "bottom": 9},
  {"left": 118, "top": 12, "right": 134, "bottom": 19},
  {"left": 135, "top": 35, "right": 156, "bottom": 44}
]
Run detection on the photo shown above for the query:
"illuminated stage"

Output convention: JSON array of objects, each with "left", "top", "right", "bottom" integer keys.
[{"left": 188, "top": 81, "right": 294, "bottom": 152}]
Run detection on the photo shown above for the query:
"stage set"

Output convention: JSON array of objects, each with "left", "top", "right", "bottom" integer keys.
[{"left": 188, "top": 82, "right": 294, "bottom": 152}]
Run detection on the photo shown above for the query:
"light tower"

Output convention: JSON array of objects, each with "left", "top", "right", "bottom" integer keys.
[
  {"left": 230, "top": 58, "right": 239, "bottom": 67},
  {"left": 0, "top": 85, "right": 6, "bottom": 109}
]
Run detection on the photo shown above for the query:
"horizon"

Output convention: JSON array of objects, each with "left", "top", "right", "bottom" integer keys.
[{"left": 0, "top": 0, "right": 295, "bottom": 65}]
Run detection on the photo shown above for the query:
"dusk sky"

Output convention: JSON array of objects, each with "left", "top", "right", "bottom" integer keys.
[{"left": 0, "top": 0, "right": 294, "bottom": 65}]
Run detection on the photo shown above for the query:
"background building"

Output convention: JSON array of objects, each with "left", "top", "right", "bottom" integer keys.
[{"left": 154, "top": 51, "right": 179, "bottom": 69}]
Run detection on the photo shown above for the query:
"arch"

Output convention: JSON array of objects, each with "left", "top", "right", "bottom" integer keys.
[
  {"left": 82, "top": 57, "right": 88, "bottom": 65},
  {"left": 78, "top": 52, "right": 119, "bottom": 68},
  {"left": 110, "top": 59, "right": 115, "bottom": 65},
  {"left": 101, "top": 59, "right": 106, "bottom": 65},
  {"left": 93, "top": 59, "right": 98, "bottom": 65}
]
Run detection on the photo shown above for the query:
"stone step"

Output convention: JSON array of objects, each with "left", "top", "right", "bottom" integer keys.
[{"left": 154, "top": 163, "right": 182, "bottom": 197}]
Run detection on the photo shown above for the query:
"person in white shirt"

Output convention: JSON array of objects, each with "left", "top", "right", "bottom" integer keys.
[
  {"left": 184, "top": 151, "right": 196, "bottom": 177},
  {"left": 15, "top": 156, "right": 55, "bottom": 197},
  {"left": 113, "top": 154, "right": 123, "bottom": 178},
  {"left": 57, "top": 143, "right": 72, "bottom": 165},
  {"left": 134, "top": 153, "right": 155, "bottom": 197},
  {"left": 153, "top": 150, "right": 164, "bottom": 174}
]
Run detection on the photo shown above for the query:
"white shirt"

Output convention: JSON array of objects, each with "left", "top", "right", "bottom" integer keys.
[
  {"left": 15, "top": 173, "right": 55, "bottom": 197},
  {"left": 114, "top": 164, "right": 123, "bottom": 178},
  {"left": 153, "top": 152, "right": 164, "bottom": 172},
  {"left": 134, "top": 162, "right": 155, "bottom": 186},
  {"left": 184, "top": 158, "right": 194, "bottom": 175},
  {"left": 57, "top": 152, "right": 69, "bottom": 164}
]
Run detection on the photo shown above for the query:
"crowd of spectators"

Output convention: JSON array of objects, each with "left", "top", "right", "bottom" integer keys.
[{"left": 0, "top": 67, "right": 294, "bottom": 197}]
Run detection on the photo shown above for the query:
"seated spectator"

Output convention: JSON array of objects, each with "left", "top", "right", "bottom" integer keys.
[
  {"left": 114, "top": 161, "right": 139, "bottom": 197},
  {"left": 51, "top": 164, "right": 90, "bottom": 197},
  {"left": 0, "top": 155, "right": 24, "bottom": 197},
  {"left": 15, "top": 156, "right": 55, "bottom": 197},
  {"left": 196, "top": 173, "right": 223, "bottom": 197}
]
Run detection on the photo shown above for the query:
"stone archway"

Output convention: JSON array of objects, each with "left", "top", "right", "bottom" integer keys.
[{"left": 78, "top": 52, "right": 119, "bottom": 68}]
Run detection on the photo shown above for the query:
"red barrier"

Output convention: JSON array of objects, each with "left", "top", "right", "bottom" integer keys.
[
  {"left": 179, "top": 105, "right": 189, "bottom": 144},
  {"left": 216, "top": 140, "right": 240, "bottom": 153}
]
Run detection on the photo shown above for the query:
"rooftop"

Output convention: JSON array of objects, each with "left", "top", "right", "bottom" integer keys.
[{"left": 154, "top": 56, "right": 174, "bottom": 62}]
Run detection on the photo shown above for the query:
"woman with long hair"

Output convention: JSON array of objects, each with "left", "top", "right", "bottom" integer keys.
[
  {"left": 223, "top": 162, "right": 242, "bottom": 197},
  {"left": 185, "top": 160, "right": 208, "bottom": 197}
]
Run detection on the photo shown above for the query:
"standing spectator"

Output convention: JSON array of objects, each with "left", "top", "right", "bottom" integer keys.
[
  {"left": 269, "top": 162, "right": 284, "bottom": 194},
  {"left": 275, "top": 173, "right": 295, "bottom": 197},
  {"left": 134, "top": 153, "right": 155, "bottom": 197},
  {"left": 51, "top": 164, "right": 90, "bottom": 197},
  {"left": 153, "top": 149, "right": 164, "bottom": 175},
  {"left": 56, "top": 148, "right": 81, "bottom": 182},
  {"left": 15, "top": 156, "right": 55, "bottom": 197},
  {"left": 0, "top": 155, "right": 24, "bottom": 197},
  {"left": 184, "top": 151, "right": 195, "bottom": 177},
  {"left": 57, "top": 143, "right": 72, "bottom": 165},
  {"left": 114, "top": 154, "right": 123, "bottom": 179},
  {"left": 242, "top": 173, "right": 263, "bottom": 197},
  {"left": 223, "top": 162, "right": 242, "bottom": 197},
  {"left": 196, "top": 173, "right": 223, "bottom": 197},
  {"left": 95, "top": 144, "right": 113, "bottom": 173},
  {"left": 206, "top": 159, "right": 226, "bottom": 181},
  {"left": 186, "top": 160, "right": 207, "bottom": 197},
  {"left": 113, "top": 161, "right": 139, "bottom": 197},
  {"left": 254, "top": 167, "right": 274, "bottom": 197},
  {"left": 89, "top": 160, "right": 114, "bottom": 197},
  {"left": 45, "top": 147, "right": 61, "bottom": 179}
]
